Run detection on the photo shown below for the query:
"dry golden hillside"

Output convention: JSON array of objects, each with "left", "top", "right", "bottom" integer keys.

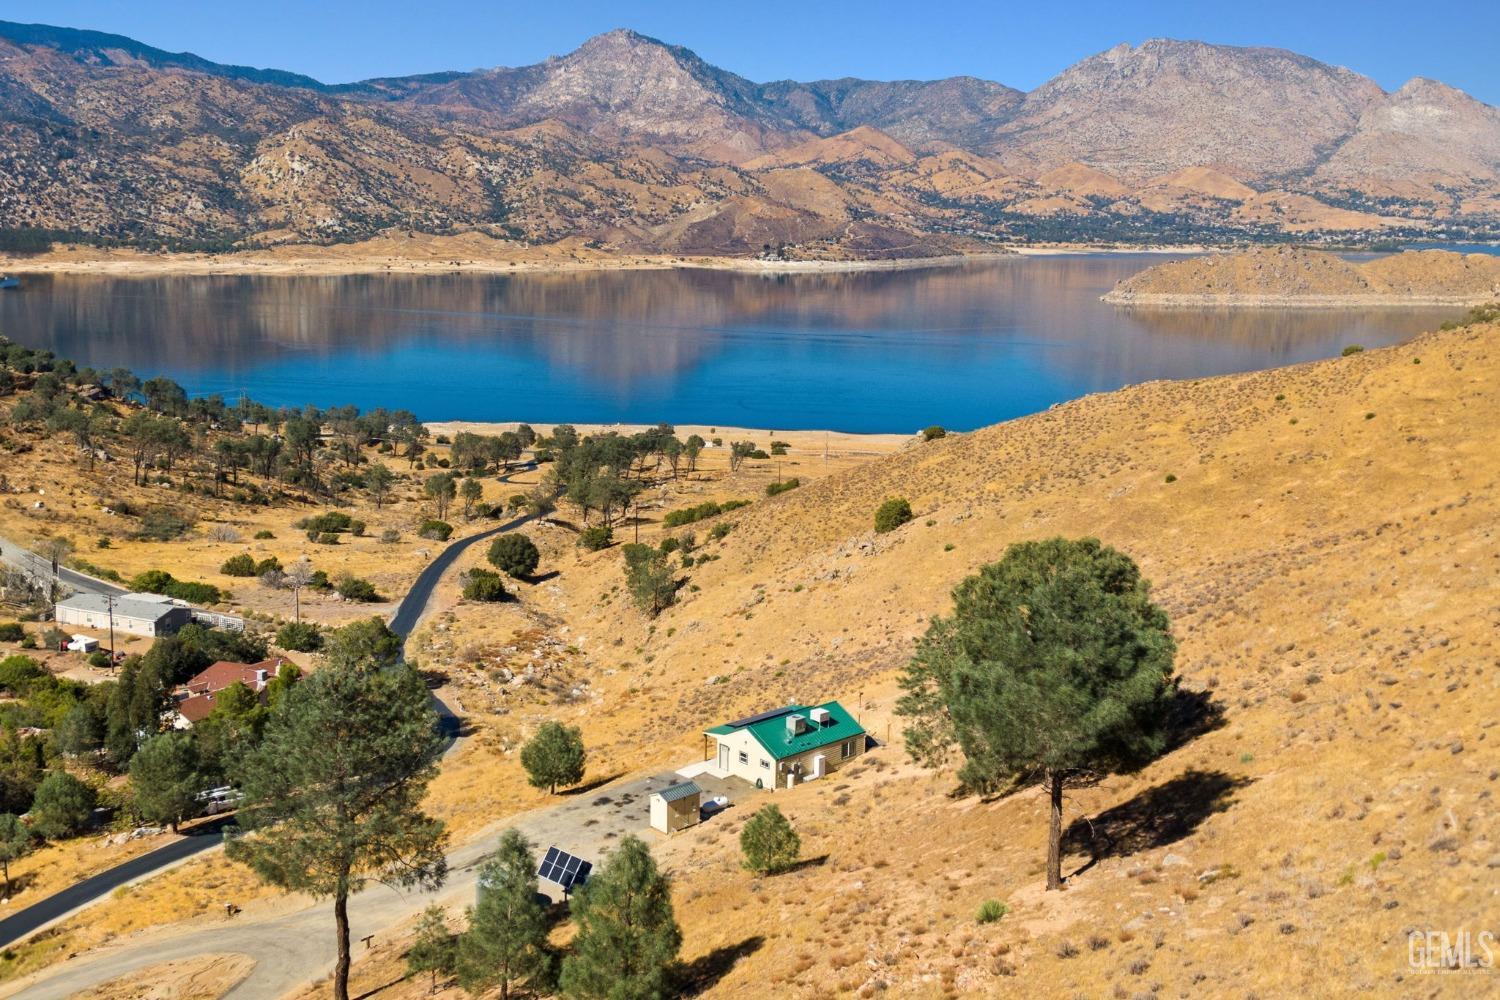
[
  {"left": 386, "top": 316, "right": 1499, "bottom": 998},
  {"left": 1106, "top": 246, "right": 1500, "bottom": 305}
]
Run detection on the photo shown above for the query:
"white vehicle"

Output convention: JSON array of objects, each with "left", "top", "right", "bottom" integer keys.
[{"left": 699, "top": 795, "right": 730, "bottom": 818}]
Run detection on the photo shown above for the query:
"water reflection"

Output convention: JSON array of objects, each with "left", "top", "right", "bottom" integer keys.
[{"left": 0, "top": 258, "right": 1457, "bottom": 432}]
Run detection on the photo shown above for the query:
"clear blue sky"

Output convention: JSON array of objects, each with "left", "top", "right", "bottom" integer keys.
[{"left": 9, "top": 0, "right": 1499, "bottom": 104}]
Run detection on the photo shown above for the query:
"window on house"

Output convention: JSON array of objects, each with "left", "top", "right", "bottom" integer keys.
[
  {"left": 760, "top": 759, "right": 770, "bottom": 769},
  {"left": 738, "top": 751, "right": 749, "bottom": 765}
]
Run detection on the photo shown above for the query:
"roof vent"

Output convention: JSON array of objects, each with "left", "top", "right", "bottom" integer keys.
[
  {"left": 809, "top": 707, "right": 831, "bottom": 726},
  {"left": 786, "top": 714, "right": 807, "bottom": 736}
]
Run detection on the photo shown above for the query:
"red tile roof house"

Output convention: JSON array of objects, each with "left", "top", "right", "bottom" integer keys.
[{"left": 171, "top": 657, "right": 293, "bottom": 728}]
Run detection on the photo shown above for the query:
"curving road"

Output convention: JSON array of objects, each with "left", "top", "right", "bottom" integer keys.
[{"left": 0, "top": 462, "right": 544, "bottom": 951}]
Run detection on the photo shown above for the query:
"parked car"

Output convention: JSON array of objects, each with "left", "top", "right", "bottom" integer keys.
[{"left": 700, "top": 795, "right": 730, "bottom": 818}]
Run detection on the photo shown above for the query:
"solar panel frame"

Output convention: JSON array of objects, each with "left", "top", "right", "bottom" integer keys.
[{"left": 537, "top": 846, "right": 592, "bottom": 889}]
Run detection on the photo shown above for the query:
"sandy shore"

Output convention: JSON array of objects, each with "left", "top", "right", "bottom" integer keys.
[
  {"left": 0, "top": 241, "right": 1211, "bottom": 280},
  {"left": 1102, "top": 291, "right": 1491, "bottom": 308},
  {"left": 424, "top": 421, "right": 913, "bottom": 456}
]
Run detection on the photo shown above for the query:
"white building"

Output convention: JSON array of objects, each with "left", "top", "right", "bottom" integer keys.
[{"left": 54, "top": 592, "right": 193, "bottom": 638}]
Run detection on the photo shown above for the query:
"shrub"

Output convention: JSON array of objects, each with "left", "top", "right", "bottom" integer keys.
[
  {"left": 1341, "top": 344, "right": 1365, "bottom": 356},
  {"left": 579, "top": 526, "right": 613, "bottom": 551},
  {"left": 461, "top": 569, "right": 510, "bottom": 602},
  {"left": 0, "top": 623, "right": 23, "bottom": 643},
  {"left": 220, "top": 553, "right": 258, "bottom": 577},
  {"left": 298, "top": 511, "right": 353, "bottom": 534},
  {"left": 1164, "top": 473, "right": 1177, "bottom": 483},
  {"left": 976, "top": 899, "right": 1008, "bottom": 924},
  {"left": 380, "top": 528, "right": 401, "bottom": 543},
  {"left": 874, "top": 498, "right": 913, "bottom": 534},
  {"left": 766, "top": 478, "right": 801, "bottom": 497},
  {"left": 308, "top": 570, "right": 332, "bottom": 590},
  {"left": 922, "top": 425, "right": 947, "bottom": 441},
  {"left": 659, "top": 536, "right": 681, "bottom": 554},
  {"left": 487, "top": 534, "right": 540, "bottom": 578},
  {"left": 349, "top": 520, "right": 366, "bottom": 537},
  {"left": 740, "top": 804, "right": 801, "bottom": 875},
  {"left": 622, "top": 544, "right": 678, "bottom": 616},
  {"left": 254, "top": 556, "right": 282, "bottom": 575},
  {"left": 310, "top": 531, "right": 340, "bottom": 545},
  {"left": 335, "top": 575, "right": 380, "bottom": 602},
  {"left": 275, "top": 620, "right": 323, "bottom": 652},
  {"left": 709, "top": 521, "right": 733, "bottom": 541},
  {"left": 128, "top": 570, "right": 223, "bottom": 605},
  {"left": 253, "top": 530, "right": 275, "bottom": 540},
  {"left": 748, "top": 449, "right": 769, "bottom": 460},
  {"left": 86, "top": 651, "right": 111, "bottom": 669},
  {"left": 770, "top": 440, "right": 789, "bottom": 455},
  {"left": 135, "top": 506, "right": 194, "bottom": 541},
  {"left": 418, "top": 519, "right": 452, "bottom": 542}
]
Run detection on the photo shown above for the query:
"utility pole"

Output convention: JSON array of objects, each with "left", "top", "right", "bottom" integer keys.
[{"left": 107, "top": 593, "right": 116, "bottom": 668}]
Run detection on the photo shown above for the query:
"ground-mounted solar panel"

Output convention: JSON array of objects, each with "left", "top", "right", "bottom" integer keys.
[{"left": 537, "top": 846, "right": 592, "bottom": 889}]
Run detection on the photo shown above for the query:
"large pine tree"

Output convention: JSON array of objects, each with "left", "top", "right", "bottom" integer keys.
[
  {"left": 228, "top": 619, "right": 447, "bottom": 1000},
  {"left": 457, "top": 829, "right": 550, "bottom": 1000},
  {"left": 897, "top": 537, "right": 1176, "bottom": 890},
  {"left": 560, "top": 835, "right": 681, "bottom": 999}
]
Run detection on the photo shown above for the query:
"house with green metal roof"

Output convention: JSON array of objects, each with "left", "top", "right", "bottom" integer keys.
[{"left": 702, "top": 701, "right": 866, "bottom": 790}]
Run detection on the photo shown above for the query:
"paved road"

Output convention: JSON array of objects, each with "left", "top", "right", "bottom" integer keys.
[
  {"left": 0, "top": 535, "right": 126, "bottom": 598},
  {"left": 0, "top": 820, "right": 232, "bottom": 949},
  {"left": 9, "top": 770, "right": 682, "bottom": 1000}
]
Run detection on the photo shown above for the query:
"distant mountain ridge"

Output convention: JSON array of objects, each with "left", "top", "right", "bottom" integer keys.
[{"left": 1, "top": 20, "right": 1496, "bottom": 254}]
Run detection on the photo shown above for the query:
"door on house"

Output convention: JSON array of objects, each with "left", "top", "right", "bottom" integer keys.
[
  {"left": 717, "top": 743, "right": 729, "bottom": 772},
  {"left": 811, "top": 754, "right": 827, "bottom": 780}
]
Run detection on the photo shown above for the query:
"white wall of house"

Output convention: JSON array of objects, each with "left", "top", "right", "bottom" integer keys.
[{"left": 710, "top": 730, "right": 779, "bottom": 788}]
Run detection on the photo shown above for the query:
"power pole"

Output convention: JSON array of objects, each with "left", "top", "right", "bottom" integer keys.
[{"left": 107, "top": 594, "right": 116, "bottom": 668}]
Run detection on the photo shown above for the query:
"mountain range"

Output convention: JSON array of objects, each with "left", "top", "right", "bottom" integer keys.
[{"left": 2, "top": 21, "right": 1498, "bottom": 256}]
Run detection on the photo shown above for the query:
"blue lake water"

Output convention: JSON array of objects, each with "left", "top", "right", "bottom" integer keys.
[{"left": 0, "top": 256, "right": 1466, "bottom": 432}]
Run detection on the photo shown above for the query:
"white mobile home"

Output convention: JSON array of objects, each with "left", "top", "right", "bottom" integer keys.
[{"left": 55, "top": 592, "right": 192, "bottom": 638}]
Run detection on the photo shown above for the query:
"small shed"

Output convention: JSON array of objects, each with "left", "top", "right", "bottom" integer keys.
[{"left": 649, "top": 781, "right": 702, "bottom": 834}]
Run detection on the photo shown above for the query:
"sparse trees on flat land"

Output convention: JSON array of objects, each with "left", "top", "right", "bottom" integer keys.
[
  {"left": 896, "top": 537, "right": 1176, "bottom": 891},
  {"left": 519, "top": 721, "right": 585, "bottom": 794},
  {"left": 425, "top": 472, "right": 457, "bottom": 520}
]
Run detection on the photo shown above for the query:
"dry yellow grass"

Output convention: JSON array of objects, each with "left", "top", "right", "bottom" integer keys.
[
  {"left": 8, "top": 318, "right": 1499, "bottom": 998},
  {"left": 72, "top": 953, "right": 254, "bottom": 1000}
]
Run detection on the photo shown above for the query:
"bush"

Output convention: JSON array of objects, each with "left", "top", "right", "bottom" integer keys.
[
  {"left": 86, "top": 651, "right": 111, "bottom": 669},
  {"left": 709, "top": 521, "right": 733, "bottom": 541},
  {"left": 922, "top": 425, "right": 947, "bottom": 441},
  {"left": 0, "top": 623, "right": 23, "bottom": 643},
  {"left": 220, "top": 553, "right": 258, "bottom": 577},
  {"left": 1341, "top": 344, "right": 1365, "bottom": 356},
  {"left": 770, "top": 440, "right": 789, "bottom": 455},
  {"left": 766, "top": 478, "right": 801, "bottom": 497},
  {"left": 135, "top": 506, "right": 194, "bottom": 541},
  {"left": 253, "top": 529, "right": 275, "bottom": 540},
  {"left": 309, "top": 570, "right": 332, "bottom": 590},
  {"left": 579, "top": 526, "right": 613, "bottom": 551},
  {"left": 128, "top": 570, "right": 224, "bottom": 605},
  {"left": 461, "top": 568, "right": 510, "bottom": 602},
  {"left": 661, "top": 499, "right": 751, "bottom": 529},
  {"left": 874, "top": 498, "right": 913, "bottom": 534},
  {"left": 335, "top": 575, "right": 380, "bottom": 602},
  {"left": 0, "top": 654, "right": 46, "bottom": 693},
  {"left": 310, "top": 531, "right": 340, "bottom": 545},
  {"left": 275, "top": 620, "right": 323, "bottom": 652},
  {"left": 254, "top": 556, "right": 282, "bottom": 575},
  {"left": 418, "top": 519, "right": 453, "bottom": 542},
  {"left": 487, "top": 534, "right": 540, "bottom": 578},
  {"left": 976, "top": 899, "right": 1008, "bottom": 924},
  {"left": 748, "top": 449, "right": 769, "bottom": 460},
  {"left": 349, "top": 520, "right": 366, "bottom": 537},
  {"left": 740, "top": 804, "right": 800, "bottom": 874},
  {"left": 30, "top": 771, "right": 97, "bottom": 839},
  {"left": 380, "top": 528, "right": 401, "bottom": 543},
  {"left": 298, "top": 511, "right": 353, "bottom": 534}
]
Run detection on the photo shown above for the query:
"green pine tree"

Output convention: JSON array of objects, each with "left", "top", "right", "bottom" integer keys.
[
  {"left": 0, "top": 812, "right": 32, "bottom": 898},
  {"left": 739, "top": 804, "right": 801, "bottom": 875},
  {"left": 129, "top": 731, "right": 200, "bottom": 832},
  {"left": 406, "top": 905, "right": 457, "bottom": 994},
  {"left": 457, "top": 829, "right": 550, "bottom": 1000},
  {"left": 519, "top": 720, "right": 586, "bottom": 794},
  {"left": 227, "top": 619, "right": 448, "bottom": 1000},
  {"left": 559, "top": 835, "right": 681, "bottom": 1000},
  {"left": 896, "top": 537, "right": 1176, "bottom": 891}
]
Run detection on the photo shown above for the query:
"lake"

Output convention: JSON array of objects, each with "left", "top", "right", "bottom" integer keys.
[{"left": 0, "top": 256, "right": 1463, "bottom": 433}]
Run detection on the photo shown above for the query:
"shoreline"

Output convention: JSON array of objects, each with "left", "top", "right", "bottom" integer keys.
[
  {"left": 0, "top": 243, "right": 1212, "bottom": 279},
  {"left": 1102, "top": 291, "right": 1492, "bottom": 309},
  {"left": 425, "top": 421, "right": 914, "bottom": 453}
]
